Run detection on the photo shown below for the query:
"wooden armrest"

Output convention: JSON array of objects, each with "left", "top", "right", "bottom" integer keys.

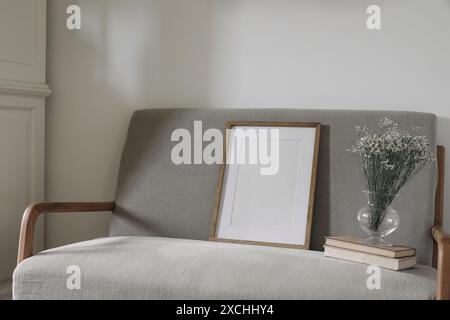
[
  {"left": 432, "top": 225, "right": 450, "bottom": 243},
  {"left": 17, "top": 202, "right": 115, "bottom": 265},
  {"left": 431, "top": 145, "right": 449, "bottom": 299},
  {"left": 432, "top": 224, "right": 450, "bottom": 300}
]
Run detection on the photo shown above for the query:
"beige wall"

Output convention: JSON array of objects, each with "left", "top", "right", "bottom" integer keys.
[
  {"left": 0, "top": 0, "right": 48, "bottom": 296},
  {"left": 46, "top": 0, "right": 162, "bottom": 247},
  {"left": 46, "top": 0, "right": 450, "bottom": 249}
]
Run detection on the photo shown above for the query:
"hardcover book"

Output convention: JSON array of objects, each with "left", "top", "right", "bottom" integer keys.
[
  {"left": 325, "top": 236, "right": 416, "bottom": 258},
  {"left": 323, "top": 245, "right": 417, "bottom": 271}
]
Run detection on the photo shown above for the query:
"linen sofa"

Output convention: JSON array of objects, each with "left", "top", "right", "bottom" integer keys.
[{"left": 13, "top": 109, "right": 449, "bottom": 300}]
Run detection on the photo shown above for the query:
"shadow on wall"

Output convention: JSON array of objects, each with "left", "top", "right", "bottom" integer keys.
[
  {"left": 158, "top": 0, "right": 212, "bottom": 107},
  {"left": 45, "top": 0, "right": 162, "bottom": 248},
  {"left": 76, "top": 0, "right": 161, "bottom": 105}
]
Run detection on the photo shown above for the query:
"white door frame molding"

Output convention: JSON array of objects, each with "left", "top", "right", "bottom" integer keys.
[
  {"left": 0, "top": 0, "right": 49, "bottom": 298},
  {"left": 0, "top": 94, "right": 46, "bottom": 287},
  {"left": 0, "top": 79, "right": 51, "bottom": 98},
  {"left": 0, "top": 0, "right": 48, "bottom": 84},
  {"left": 0, "top": 94, "right": 46, "bottom": 205}
]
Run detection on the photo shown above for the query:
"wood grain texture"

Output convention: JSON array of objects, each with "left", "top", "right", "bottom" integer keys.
[
  {"left": 433, "top": 146, "right": 445, "bottom": 267},
  {"left": 432, "top": 145, "right": 450, "bottom": 300},
  {"left": 432, "top": 225, "right": 450, "bottom": 300},
  {"left": 17, "top": 202, "right": 115, "bottom": 265},
  {"left": 209, "top": 121, "right": 321, "bottom": 250}
]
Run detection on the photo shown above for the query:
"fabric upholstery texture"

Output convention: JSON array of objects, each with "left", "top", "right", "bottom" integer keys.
[
  {"left": 13, "top": 237, "right": 437, "bottom": 300},
  {"left": 110, "top": 109, "right": 437, "bottom": 265}
]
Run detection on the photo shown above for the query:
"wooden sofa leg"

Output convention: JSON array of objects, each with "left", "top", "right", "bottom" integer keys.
[{"left": 435, "top": 237, "right": 450, "bottom": 300}]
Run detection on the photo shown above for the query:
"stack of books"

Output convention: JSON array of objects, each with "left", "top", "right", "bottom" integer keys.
[{"left": 323, "top": 236, "right": 417, "bottom": 271}]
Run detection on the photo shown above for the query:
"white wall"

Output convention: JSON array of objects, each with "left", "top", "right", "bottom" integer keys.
[
  {"left": 0, "top": 0, "right": 48, "bottom": 298},
  {"left": 46, "top": 0, "right": 450, "bottom": 248},
  {"left": 46, "top": 0, "right": 161, "bottom": 247}
]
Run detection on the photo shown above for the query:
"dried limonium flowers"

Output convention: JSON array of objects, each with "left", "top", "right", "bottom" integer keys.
[{"left": 348, "top": 118, "right": 435, "bottom": 231}]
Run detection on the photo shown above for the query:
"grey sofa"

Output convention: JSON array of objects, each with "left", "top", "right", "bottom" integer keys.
[{"left": 13, "top": 109, "right": 448, "bottom": 299}]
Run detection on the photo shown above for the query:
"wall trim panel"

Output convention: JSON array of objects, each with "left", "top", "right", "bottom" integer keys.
[{"left": 0, "top": 79, "right": 50, "bottom": 97}]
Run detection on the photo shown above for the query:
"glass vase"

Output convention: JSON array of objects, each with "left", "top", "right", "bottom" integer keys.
[{"left": 357, "top": 191, "right": 400, "bottom": 246}]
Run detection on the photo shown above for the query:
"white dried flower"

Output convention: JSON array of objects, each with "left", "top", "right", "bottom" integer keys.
[
  {"left": 348, "top": 117, "right": 435, "bottom": 230},
  {"left": 379, "top": 117, "right": 394, "bottom": 127}
]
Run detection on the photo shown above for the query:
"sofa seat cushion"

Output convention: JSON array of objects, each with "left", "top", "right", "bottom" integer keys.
[{"left": 13, "top": 236, "right": 436, "bottom": 300}]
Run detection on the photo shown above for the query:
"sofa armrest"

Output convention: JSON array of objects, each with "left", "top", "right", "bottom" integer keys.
[
  {"left": 432, "top": 225, "right": 450, "bottom": 300},
  {"left": 17, "top": 202, "right": 115, "bottom": 265}
]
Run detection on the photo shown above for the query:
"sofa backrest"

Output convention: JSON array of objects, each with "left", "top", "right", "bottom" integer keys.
[{"left": 109, "top": 109, "right": 437, "bottom": 265}]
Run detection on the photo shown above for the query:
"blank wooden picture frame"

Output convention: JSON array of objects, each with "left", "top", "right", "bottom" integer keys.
[{"left": 210, "top": 121, "right": 321, "bottom": 249}]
